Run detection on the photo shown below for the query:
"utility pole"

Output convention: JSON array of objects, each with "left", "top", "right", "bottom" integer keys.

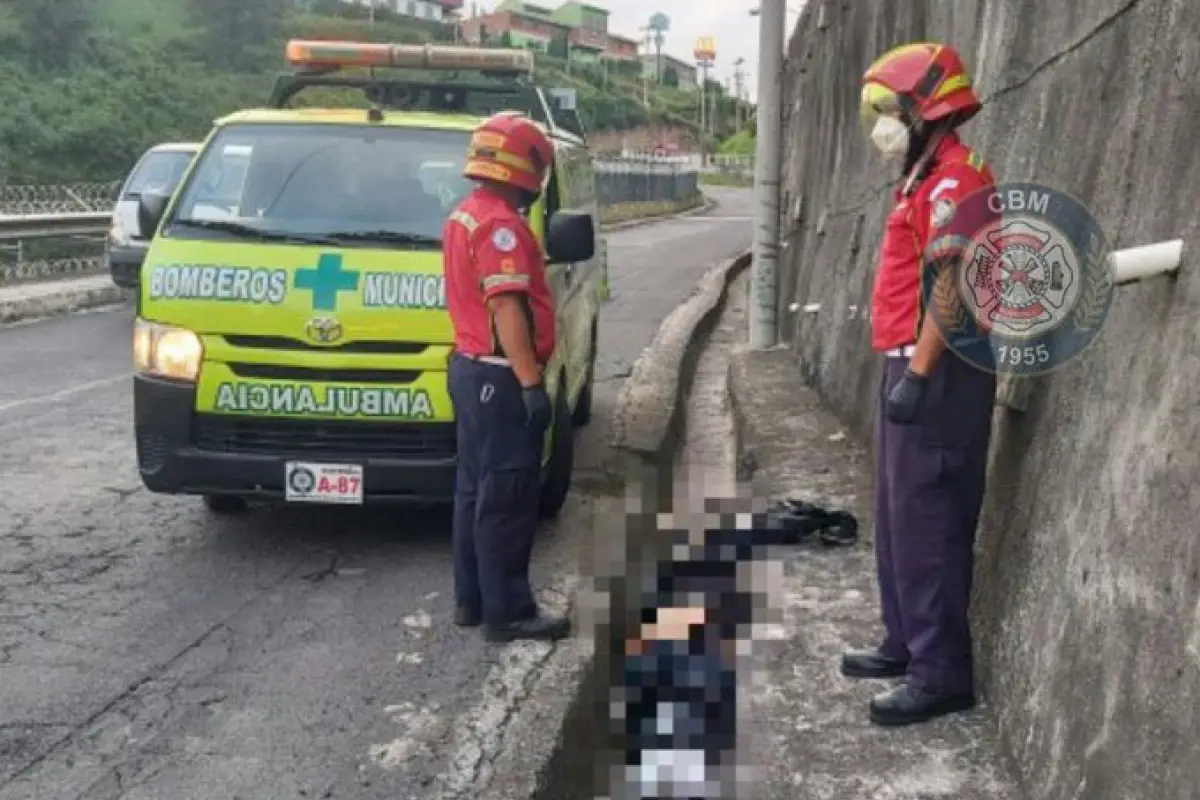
[{"left": 748, "top": 0, "right": 784, "bottom": 349}]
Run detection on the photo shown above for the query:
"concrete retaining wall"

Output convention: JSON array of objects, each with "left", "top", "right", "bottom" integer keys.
[{"left": 778, "top": 1, "right": 1200, "bottom": 798}]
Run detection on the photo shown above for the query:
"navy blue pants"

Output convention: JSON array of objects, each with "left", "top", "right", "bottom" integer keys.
[
  {"left": 448, "top": 354, "right": 544, "bottom": 626},
  {"left": 875, "top": 353, "right": 995, "bottom": 694}
]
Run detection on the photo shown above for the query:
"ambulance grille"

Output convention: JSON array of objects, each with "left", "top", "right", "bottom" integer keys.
[
  {"left": 192, "top": 416, "right": 456, "bottom": 459},
  {"left": 227, "top": 363, "right": 421, "bottom": 384},
  {"left": 222, "top": 335, "right": 431, "bottom": 354}
]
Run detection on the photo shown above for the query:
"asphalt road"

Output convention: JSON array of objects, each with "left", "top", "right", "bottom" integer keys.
[{"left": 0, "top": 186, "right": 753, "bottom": 800}]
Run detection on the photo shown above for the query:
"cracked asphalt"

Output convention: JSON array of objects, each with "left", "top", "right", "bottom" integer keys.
[{"left": 0, "top": 187, "right": 753, "bottom": 800}]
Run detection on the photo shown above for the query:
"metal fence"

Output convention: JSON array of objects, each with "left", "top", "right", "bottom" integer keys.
[
  {"left": 594, "top": 158, "right": 701, "bottom": 207},
  {"left": 0, "top": 182, "right": 118, "bottom": 215},
  {"left": 0, "top": 183, "right": 115, "bottom": 286}
]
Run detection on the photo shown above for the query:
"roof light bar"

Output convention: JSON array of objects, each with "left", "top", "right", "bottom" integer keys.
[{"left": 285, "top": 40, "right": 534, "bottom": 74}]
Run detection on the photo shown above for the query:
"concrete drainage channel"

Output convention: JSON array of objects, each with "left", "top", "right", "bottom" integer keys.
[{"left": 527, "top": 251, "right": 751, "bottom": 799}]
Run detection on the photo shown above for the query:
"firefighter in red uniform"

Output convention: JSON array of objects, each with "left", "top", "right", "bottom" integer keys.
[
  {"left": 441, "top": 111, "right": 570, "bottom": 643},
  {"left": 839, "top": 44, "right": 999, "bottom": 726}
]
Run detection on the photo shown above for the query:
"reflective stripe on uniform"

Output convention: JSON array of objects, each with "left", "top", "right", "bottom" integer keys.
[
  {"left": 482, "top": 273, "right": 530, "bottom": 291},
  {"left": 448, "top": 209, "right": 479, "bottom": 232}
]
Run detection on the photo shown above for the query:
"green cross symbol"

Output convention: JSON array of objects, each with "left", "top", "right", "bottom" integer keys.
[{"left": 294, "top": 252, "right": 359, "bottom": 311}]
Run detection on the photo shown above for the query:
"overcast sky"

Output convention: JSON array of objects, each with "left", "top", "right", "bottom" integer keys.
[{"left": 467, "top": 0, "right": 806, "bottom": 101}]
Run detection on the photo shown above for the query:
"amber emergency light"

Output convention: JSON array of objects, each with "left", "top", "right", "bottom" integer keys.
[{"left": 285, "top": 39, "right": 535, "bottom": 74}]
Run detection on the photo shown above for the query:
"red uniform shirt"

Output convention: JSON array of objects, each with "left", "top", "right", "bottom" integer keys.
[
  {"left": 442, "top": 187, "right": 557, "bottom": 364},
  {"left": 870, "top": 133, "right": 995, "bottom": 351}
]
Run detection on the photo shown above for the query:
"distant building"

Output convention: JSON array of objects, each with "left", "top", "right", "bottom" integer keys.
[
  {"left": 460, "top": 1, "right": 573, "bottom": 52},
  {"left": 461, "top": 1, "right": 640, "bottom": 65},
  {"left": 551, "top": 1, "right": 607, "bottom": 63},
  {"left": 605, "top": 32, "right": 639, "bottom": 62},
  {"left": 339, "top": 0, "right": 463, "bottom": 22},
  {"left": 641, "top": 53, "right": 697, "bottom": 91}
]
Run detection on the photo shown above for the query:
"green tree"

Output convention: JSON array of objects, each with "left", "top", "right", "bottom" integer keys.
[
  {"left": 187, "top": 0, "right": 288, "bottom": 71},
  {"left": 13, "top": 0, "right": 91, "bottom": 71},
  {"left": 548, "top": 33, "right": 569, "bottom": 60}
]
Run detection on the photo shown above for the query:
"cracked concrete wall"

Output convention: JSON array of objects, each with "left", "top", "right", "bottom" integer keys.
[{"left": 778, "top": 1, "right": 1200, "bottom": 798}]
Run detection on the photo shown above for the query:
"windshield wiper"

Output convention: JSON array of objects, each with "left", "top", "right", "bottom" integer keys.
[
  {"left": 322, "top": 230, "right": 442, "bottom": 248},
  {"left": 171, "top": 218, "right": 338, "bottom": 245}
]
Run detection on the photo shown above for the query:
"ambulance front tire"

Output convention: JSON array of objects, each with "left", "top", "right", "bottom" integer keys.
[
  {"left": 538, "top": 387, "right": 575, "bottom": 520},
  {"left": 203, "top": 494, "right": 249, "bottom": 514}
]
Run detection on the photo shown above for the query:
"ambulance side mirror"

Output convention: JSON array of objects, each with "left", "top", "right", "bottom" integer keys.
[
  {"left": 546, "top": 210, "right": 595, "bottom": 264},
  {"left": 137, "top": 190, "right": 171, "bottom": 239}
]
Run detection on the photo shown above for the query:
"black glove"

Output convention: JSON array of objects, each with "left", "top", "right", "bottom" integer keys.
[
  {"left": 885, "top": 369, "right": 928, "bottom": 425},
  {"left": 521, "top": 383, "right": 552, "bottom": 430}
]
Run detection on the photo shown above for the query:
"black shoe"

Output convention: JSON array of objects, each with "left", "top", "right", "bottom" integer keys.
[
  {"left": 869, "top": 682, "right": 976, "bottom": 727},
  {"left": 484, "top": 615, "right": 571, "bottom": 643},
  {"left": 455, "top": 604, "right": 537, "bottom": 628},
  {"left": 454, "top": 606, "right": 482, "bottom": 627},
  {"left": 840, "top": 648, "right": 909, "bottom": 679}
]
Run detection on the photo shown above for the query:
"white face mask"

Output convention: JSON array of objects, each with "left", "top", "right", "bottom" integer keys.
[{"left": 870, "top": 115, "right": 910, "bottom": 157}]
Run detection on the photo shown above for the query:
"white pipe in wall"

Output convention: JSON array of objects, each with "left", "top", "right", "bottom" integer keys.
[{"left": 1110, "top": 240, "right": 1184, "bottom": 286}]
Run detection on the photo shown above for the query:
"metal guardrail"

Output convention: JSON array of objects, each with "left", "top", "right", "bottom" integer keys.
[{"left": 0, "top": 213, "right": 111, "bottom": 241}]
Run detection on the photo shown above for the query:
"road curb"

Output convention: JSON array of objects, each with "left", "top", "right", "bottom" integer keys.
[
  {"left": 0, "top": 201, "right": 717, "bottom": 327},
  {"left": 610, "top": 250, "right": 751, "bottom": 457},
  {"left": 0, "top": 281, "right": 129, "bottom": 326},
  {"left": 727, "top": 342, "right": 756, "bottom": 484},
  {"left": 510, "top": 250, "right": 752, "bottom": 798}
]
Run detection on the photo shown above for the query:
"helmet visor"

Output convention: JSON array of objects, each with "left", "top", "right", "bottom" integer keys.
[{"left": 859, "top": 81, "right": 905, "bottom": 141}]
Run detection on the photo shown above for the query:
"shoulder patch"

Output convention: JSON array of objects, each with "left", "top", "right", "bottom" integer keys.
[{"left": 491, "top": 227, "right": 518, "bottom": 252}]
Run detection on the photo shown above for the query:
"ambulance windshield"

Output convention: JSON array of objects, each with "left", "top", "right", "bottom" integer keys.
[{"left": 168, "top": 123, "right": 473, "bottom": 247}]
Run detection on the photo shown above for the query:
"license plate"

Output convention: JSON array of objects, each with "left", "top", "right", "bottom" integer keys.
[{"left": 285, "top": 462, "right": 363, "bottom": 505}]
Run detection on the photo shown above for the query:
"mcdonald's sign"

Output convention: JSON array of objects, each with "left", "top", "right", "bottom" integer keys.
[{"left": 693, "top": 36, "right": 716, "bottom": 63}]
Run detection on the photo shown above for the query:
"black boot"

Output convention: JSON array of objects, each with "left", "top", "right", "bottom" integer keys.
[
  {"left": 869, "top": 682, "right": 976, "bottom": 726},
  {"left": 840, "top": 648, "right": 909, "bottom": 679},
  {"left": 484, "top": 614, "right": 571, "bottom": 643},
  {"left": 454, "top": 606, "right": 482, "bottom": 627},
  {"left": 455, "top": 603, "right": 537, "bottom": 628}
]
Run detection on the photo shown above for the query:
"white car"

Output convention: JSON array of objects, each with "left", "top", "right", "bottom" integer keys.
[{"left": 107, "top": 142, "right": 200, "bottom": 289}]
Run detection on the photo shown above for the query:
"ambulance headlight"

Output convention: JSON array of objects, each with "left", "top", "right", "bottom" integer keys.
[{"left": 133, "top": 319, "right": 203, "bottom": 381}]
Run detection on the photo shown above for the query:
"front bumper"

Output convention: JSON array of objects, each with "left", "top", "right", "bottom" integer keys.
[{"left": 133, "top": 375, "right": 457, "bottom": 503}]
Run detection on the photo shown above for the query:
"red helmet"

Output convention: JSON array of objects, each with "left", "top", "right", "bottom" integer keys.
[
  {"left": 861, "top": 43, "right": 981, "bottom": 126},
  {"left": 463, "top": 111, "right": 554, "bottom": 195}
]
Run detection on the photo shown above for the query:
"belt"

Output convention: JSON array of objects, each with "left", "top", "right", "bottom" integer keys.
[
  {"left": 456, "top": 352, "right": 510, "bottom": 366},
  {"left": 884, "top": 344, "right": 916, "bottom": 358}
]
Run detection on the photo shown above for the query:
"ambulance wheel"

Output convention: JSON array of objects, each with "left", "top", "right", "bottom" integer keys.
[
  {"left": 539, "top": 389, "right": 574, "bottom": 520},
  {"left": 203, "top": 494, "right": 248, "bottom": 514}
]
